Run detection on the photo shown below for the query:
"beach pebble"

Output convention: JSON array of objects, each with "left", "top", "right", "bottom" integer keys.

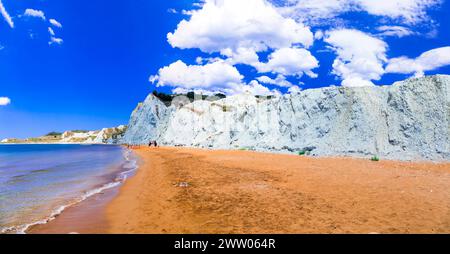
[{"left": 177, "top": 182, "right": 190, "bottom": 188}]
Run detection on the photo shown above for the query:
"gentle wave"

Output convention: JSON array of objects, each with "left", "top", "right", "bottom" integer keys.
[{"left": 0, "top": 147, "right": 138, "bottom": 234}]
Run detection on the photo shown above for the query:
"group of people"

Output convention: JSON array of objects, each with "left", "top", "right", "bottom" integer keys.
[{"left": 125, "top": 140, "right": 158, "bottom": 149}]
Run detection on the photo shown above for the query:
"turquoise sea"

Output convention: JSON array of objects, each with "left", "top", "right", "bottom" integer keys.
[{"left": 0, "top": 144, "right": 136, "bottom": 234}]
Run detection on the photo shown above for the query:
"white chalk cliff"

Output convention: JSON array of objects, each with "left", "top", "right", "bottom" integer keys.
[
  {"left": 62, "top": 125, "right": 127, "bottom": 144},
  {"left": 121, "top": 75, "right": 450, "bottom": 161},
  {"left": 2, "top": 126, "right": 128, "bottom": 144}
]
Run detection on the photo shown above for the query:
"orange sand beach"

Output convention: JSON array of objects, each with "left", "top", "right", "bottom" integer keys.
[{"left": 106, "top": 147, "right": 450, "bottom": 234}]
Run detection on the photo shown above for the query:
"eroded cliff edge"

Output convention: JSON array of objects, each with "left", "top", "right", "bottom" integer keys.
[{"left": 121, "top": 75, "right": 450, "bottom": 161}]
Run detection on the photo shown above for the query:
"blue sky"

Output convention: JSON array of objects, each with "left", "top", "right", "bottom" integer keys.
[{"left": 0, "top": 0, "right": 449, "bottom": 139}]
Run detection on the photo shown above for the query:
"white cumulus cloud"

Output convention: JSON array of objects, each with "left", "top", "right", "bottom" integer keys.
[
  {"left": 0, "top": 0, "right": 13, "bottom": 28},
  {"left": 48, "top": 27, "right": 55, "bottom": 36},
  {"left": 356, "top": 0, "right": 440, "bottom": 24},
  {"left": 49, "top": 18, "right": 62, "bottom": 28},
  {"left": 325, "top": 29, "right": 388, "bottom": 87},
  {"left": 150, "top": 60, "right": 284, "bottom": 95},
  {"left": 150, "top": 60, "right": 244, "bottom": 94},
  {"left": 376, "top": 26, "right": 414, "bottom": 38},
  {"left": 277, "top": 0, "right": 351, "bottom": 24},
  {"left": 48, "top": 19, "right": 63, "bottom": 45},
  {"left": 276, "top": 0, "right": 441, "bottom": 25},
  {"left": 386, "top": 46, "right": 450, "bottom": 77},
  {"left": 257, "top": 74, "right": 294, "bottom": 88},
  {"left": 49, "top": 37, "right": 63, "bottom": 45},
  {"left": 167, "top": 0, "right": 314, "bottom": 65},
  {"left": 256, "top": 47, "right": 319, "bottom": 77},
  {"left": 24, "top": 9, "right": 46, "bottom": 20},
  {"left": 0, "top": 97, "right": 11, "bottom": 106},
  {"left": 150, "top": 0, "right": 445, "bottom": 93},
  {"left": 242, "top": 80, "right": 280, "bottom": 96}
]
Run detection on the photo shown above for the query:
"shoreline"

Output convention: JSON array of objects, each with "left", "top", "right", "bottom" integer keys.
[
  {"left": 22, "top": 147, "right": 138, "bottom": 234},
  {"left": 1, "top": 143, "right": 447, "bottom": 163},
  {"left": 106, "top": 146, "right": 450, "bottom": 234},
  {"left": 27, "top": 183, "right": 118, "bottom": 234}
]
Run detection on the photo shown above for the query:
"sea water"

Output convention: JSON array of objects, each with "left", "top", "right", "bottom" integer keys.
[{"left": 0, "top": 144, "right": 137, "bottom": 234}]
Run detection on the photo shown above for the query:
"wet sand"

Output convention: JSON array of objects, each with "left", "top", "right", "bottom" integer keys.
[
  {"left": 106, "top": 147, "right": 450, "bottom": 234},
  {"left": 28, "top": 185, "right": 117, "bottom": 234}
]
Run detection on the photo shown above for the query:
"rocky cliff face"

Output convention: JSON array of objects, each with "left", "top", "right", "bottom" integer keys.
[
  {"left": 121, "top": 94, "right": 173, "bottom": 145},
  {"left": 61, "top": 125, "right": 127, "bottom": 144},
  {"left": 121, "top": 75, "right": 450, "bottom": 161}
]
